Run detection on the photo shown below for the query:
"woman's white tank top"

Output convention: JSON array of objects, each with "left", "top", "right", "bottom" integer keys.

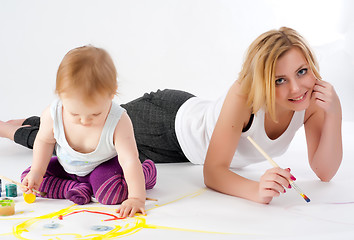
[{"left": 175, "top": 93, "right": 305, "bottom": 168}]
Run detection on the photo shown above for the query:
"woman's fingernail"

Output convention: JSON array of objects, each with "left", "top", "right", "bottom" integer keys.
[
  {"left": 286, "top": 168, "right": 291, "bottom": 172},
  {"left": 283, "top": 189, "right": 286, "bottom": 193},
  {"left": 291, "top": 175, "right": 296, "bottom": 181},
  {"left": 288, "top": 184, "right": 292, "bottom": 188}
]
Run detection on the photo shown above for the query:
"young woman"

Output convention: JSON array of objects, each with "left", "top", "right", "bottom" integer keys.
[{"left": 1, "top": 27, "right": 342, "bottom": 204}]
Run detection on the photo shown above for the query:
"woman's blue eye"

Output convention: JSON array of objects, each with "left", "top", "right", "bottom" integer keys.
[
  {"left": 298, "top": 68, "right": 307, "bottom": 76},
  {"left": 275, "top": 78, "right": 285, "bottom": 85}
]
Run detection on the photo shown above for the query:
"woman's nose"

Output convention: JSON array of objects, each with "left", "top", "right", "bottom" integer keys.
[{"left": 289, "top": 79, "right": 300, "bottom": 92}]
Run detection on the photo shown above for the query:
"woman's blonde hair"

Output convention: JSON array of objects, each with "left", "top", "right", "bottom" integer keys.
[
  {"left": 238, "top": 27, "right": 321, "bottom": 121},
  {"left": 56, "top": 45, "right": 118, "bottom": 103}
]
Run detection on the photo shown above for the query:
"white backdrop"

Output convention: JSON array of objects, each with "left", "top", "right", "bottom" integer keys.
[
  {"left": 1, "top": 0, "right": 353, "bottom": 121},
  {"left": 1, "top": 2, "right": 354, "bottom": 239}
]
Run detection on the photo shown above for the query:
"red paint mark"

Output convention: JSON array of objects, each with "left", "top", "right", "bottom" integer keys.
[{"left": 59, "top": 210, "right": 125, "bottom": 221}]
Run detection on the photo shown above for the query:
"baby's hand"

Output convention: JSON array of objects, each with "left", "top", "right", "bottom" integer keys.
[
  {"left": 257, "top": 167, "right": 294, "bottom": 204},
  {"left": 21, "top": 170, "right": 43, "bottom": 194},
  {"left": 116, "top": 198, "right": 146, "bottom": 218}
]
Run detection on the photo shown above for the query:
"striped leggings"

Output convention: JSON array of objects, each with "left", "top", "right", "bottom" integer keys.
[{"left": 21, "top": 156, "right": 157, "bottom": 205}]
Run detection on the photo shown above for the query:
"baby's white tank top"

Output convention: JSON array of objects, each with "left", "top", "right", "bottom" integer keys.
[{"left": 50, "top": 99, "right": 125, "bottom": 176}]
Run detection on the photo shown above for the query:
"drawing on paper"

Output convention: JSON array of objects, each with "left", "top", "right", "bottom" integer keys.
[{"left": 2, "top": 189, "right": 250, "bottom": 239}]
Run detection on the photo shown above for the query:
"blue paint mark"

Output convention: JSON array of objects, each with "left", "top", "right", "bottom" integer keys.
[
  {"left": 43, "top": 222, "right": 60, "bottom": 229},
  {"left": 91, "top": 225, "right": 114, "bottom": 231}
]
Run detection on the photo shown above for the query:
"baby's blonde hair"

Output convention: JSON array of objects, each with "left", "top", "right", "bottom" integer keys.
[
  {"left": 56, "top": 45, "right": 118, "bottom": 103},
  {"left": 238, "top": 27, "right": 321, "bottom": 121}
]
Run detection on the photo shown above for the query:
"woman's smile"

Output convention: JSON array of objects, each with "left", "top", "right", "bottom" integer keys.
[{"left": 289, "top": 91, "right": 308, "bottom": 103}]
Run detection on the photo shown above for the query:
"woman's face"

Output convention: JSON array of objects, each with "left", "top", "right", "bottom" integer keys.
[{"left": 274, "top": 47, "right": 316, "bottom": 114}]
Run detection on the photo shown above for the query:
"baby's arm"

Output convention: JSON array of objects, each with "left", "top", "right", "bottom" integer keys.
[
  {"left": 304, "top": 79, "right": 342, "bottom": 181},
  {"left": 21, "top": 106, "right": 56, "bottom": 193},
  {"left": 113, "top": 112, "right": 146, "bottom": 218},
  {"left": 203, "top": 82, "right": 293, "bottom": 204}
]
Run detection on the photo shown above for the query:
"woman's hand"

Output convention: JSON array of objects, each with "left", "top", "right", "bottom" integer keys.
[
  {"left": 312, "top": 79, "right": 341, "bottom": 117},
  {"left": 257, "top": 167, "right": 294, "bottom": 204},
  {"left": 116, "top": 198, "right": 146, "bottom": 218}
]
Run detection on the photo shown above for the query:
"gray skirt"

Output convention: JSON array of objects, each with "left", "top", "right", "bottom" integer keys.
[{"left": 121, "top": 89, "right": 195, "bottom": 163}]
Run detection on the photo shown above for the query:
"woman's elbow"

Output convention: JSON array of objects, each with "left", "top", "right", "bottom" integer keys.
[
  {"left": 319, "top": 176, "right": 332, "bottom": 182},
  {"left": 312, "top": 160, "right": 342, "bottom": 183},
  {"left": 316, "top": 170, "right": 337, "bottom": 182},
  {"left": 318, "top": 173, "right": 335, "bottom": 182},
  {"left": 203, "top": 164, "right": 214, "bottom": 188}
]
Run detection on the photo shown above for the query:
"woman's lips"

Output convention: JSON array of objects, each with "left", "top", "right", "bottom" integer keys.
[{"left": 289, "top": 91, "right": 307, "bottom": 102}]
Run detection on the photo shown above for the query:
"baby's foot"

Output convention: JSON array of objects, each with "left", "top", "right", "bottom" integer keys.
[{"left": 66, "top": 183, "right": 93, "bottom": 205}]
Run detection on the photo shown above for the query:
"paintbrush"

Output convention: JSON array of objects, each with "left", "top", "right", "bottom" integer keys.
[
  {"left": 246, "top": 136, "right": 310, "bottom": 203},
  {"left": 0, "top": 175, "right": 47, "bottom": 197},
  {"left": 146, "top": 197, "right": 158, "bottom": 201}
]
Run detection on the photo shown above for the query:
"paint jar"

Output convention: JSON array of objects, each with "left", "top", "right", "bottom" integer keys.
[
  {"left": 0, "top": 179, "right": 2, "bottom": 197},
  {"left": 5, "top": 184, "right": 17, "bottom": 197},
  {"left": 0, "top": 198, "right": 15, "bottom": 216}
]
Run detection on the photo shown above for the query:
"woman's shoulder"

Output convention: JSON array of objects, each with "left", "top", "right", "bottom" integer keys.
[
  {"left": 229, "top": 80, "right": 244, "bottom": 95},
  {"left": 220, "top": 80, "right": 253, "bottom": 129},
  {"left": 225, "top": 80, "right": 250, "bottom": 110}
]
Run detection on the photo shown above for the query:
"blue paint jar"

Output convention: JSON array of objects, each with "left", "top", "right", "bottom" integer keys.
[{"left": 5, "top": 183, "right": 17, "bottom": 197}]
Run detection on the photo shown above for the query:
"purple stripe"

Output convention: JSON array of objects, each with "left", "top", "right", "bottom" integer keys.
[
  {"left": 58, "top": 180, "right": 68, "bottom": 199},
  {"left": 21, "top": 167, "right": 31, "bottom": 182},
  {"left": 49, "top": 177, "right": 59, "bottom": 198},
  {"left": 96, "top": 175, "right": 119, "bottom": 200},
  {"left": 109, "top": 176, "right": 127, "bottom": 204},
  {"left": 95, "top": 174, "right": 128, "bottom": 205},
  {"left": 102, "top": 175, "right": 122, "bottom": 204}
]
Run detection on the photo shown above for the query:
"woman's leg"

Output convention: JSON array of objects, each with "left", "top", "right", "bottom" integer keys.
[
  {"left": 89, "top": 157, "right": 157, "bottom": 205},
  {"left": 0, "top": 116, "right": 40, "bottom": 149},
  {"left": 0, "top": 120, "right": 24, "bottom": 140},
  {"left": 121, "top": 89, "right": 195, "bottom": 163},
  {"left": 13, "top": 116, "right": 40, "bottom": 149},
  {"left": 4, "top": 88, "right": 194, "bottom": 162},
  {"left": 21, "top": 156, "right": 92, "bottom": 205}
]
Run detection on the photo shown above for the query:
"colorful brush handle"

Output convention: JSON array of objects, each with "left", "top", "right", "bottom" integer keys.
[
  {"left": 0, "top": 175, "right": 43, "bottom": 195},
  {"left": 247, "top": 136, "right": 310, "bottom": 203}
]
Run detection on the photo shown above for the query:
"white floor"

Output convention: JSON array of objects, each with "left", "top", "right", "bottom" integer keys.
[
  {"left": 1, "top": 1, "right": 353, "bottom": 239},
  {"left": 1, "top": 122, "right": 354, "bottom": 240}
]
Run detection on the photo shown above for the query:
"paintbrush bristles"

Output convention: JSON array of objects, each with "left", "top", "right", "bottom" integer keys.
[
  {"left": 30, "top": 188, "right": 47, "bottom": 197},
  {"left": 146, "top": 197, "right": 158, "bottom": 201},
  {"left": 291, "top": 182, "right": 310, "bottom": 202},
  {"left": 246, "top": 136, "right": 310, "bottom": 203}
]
